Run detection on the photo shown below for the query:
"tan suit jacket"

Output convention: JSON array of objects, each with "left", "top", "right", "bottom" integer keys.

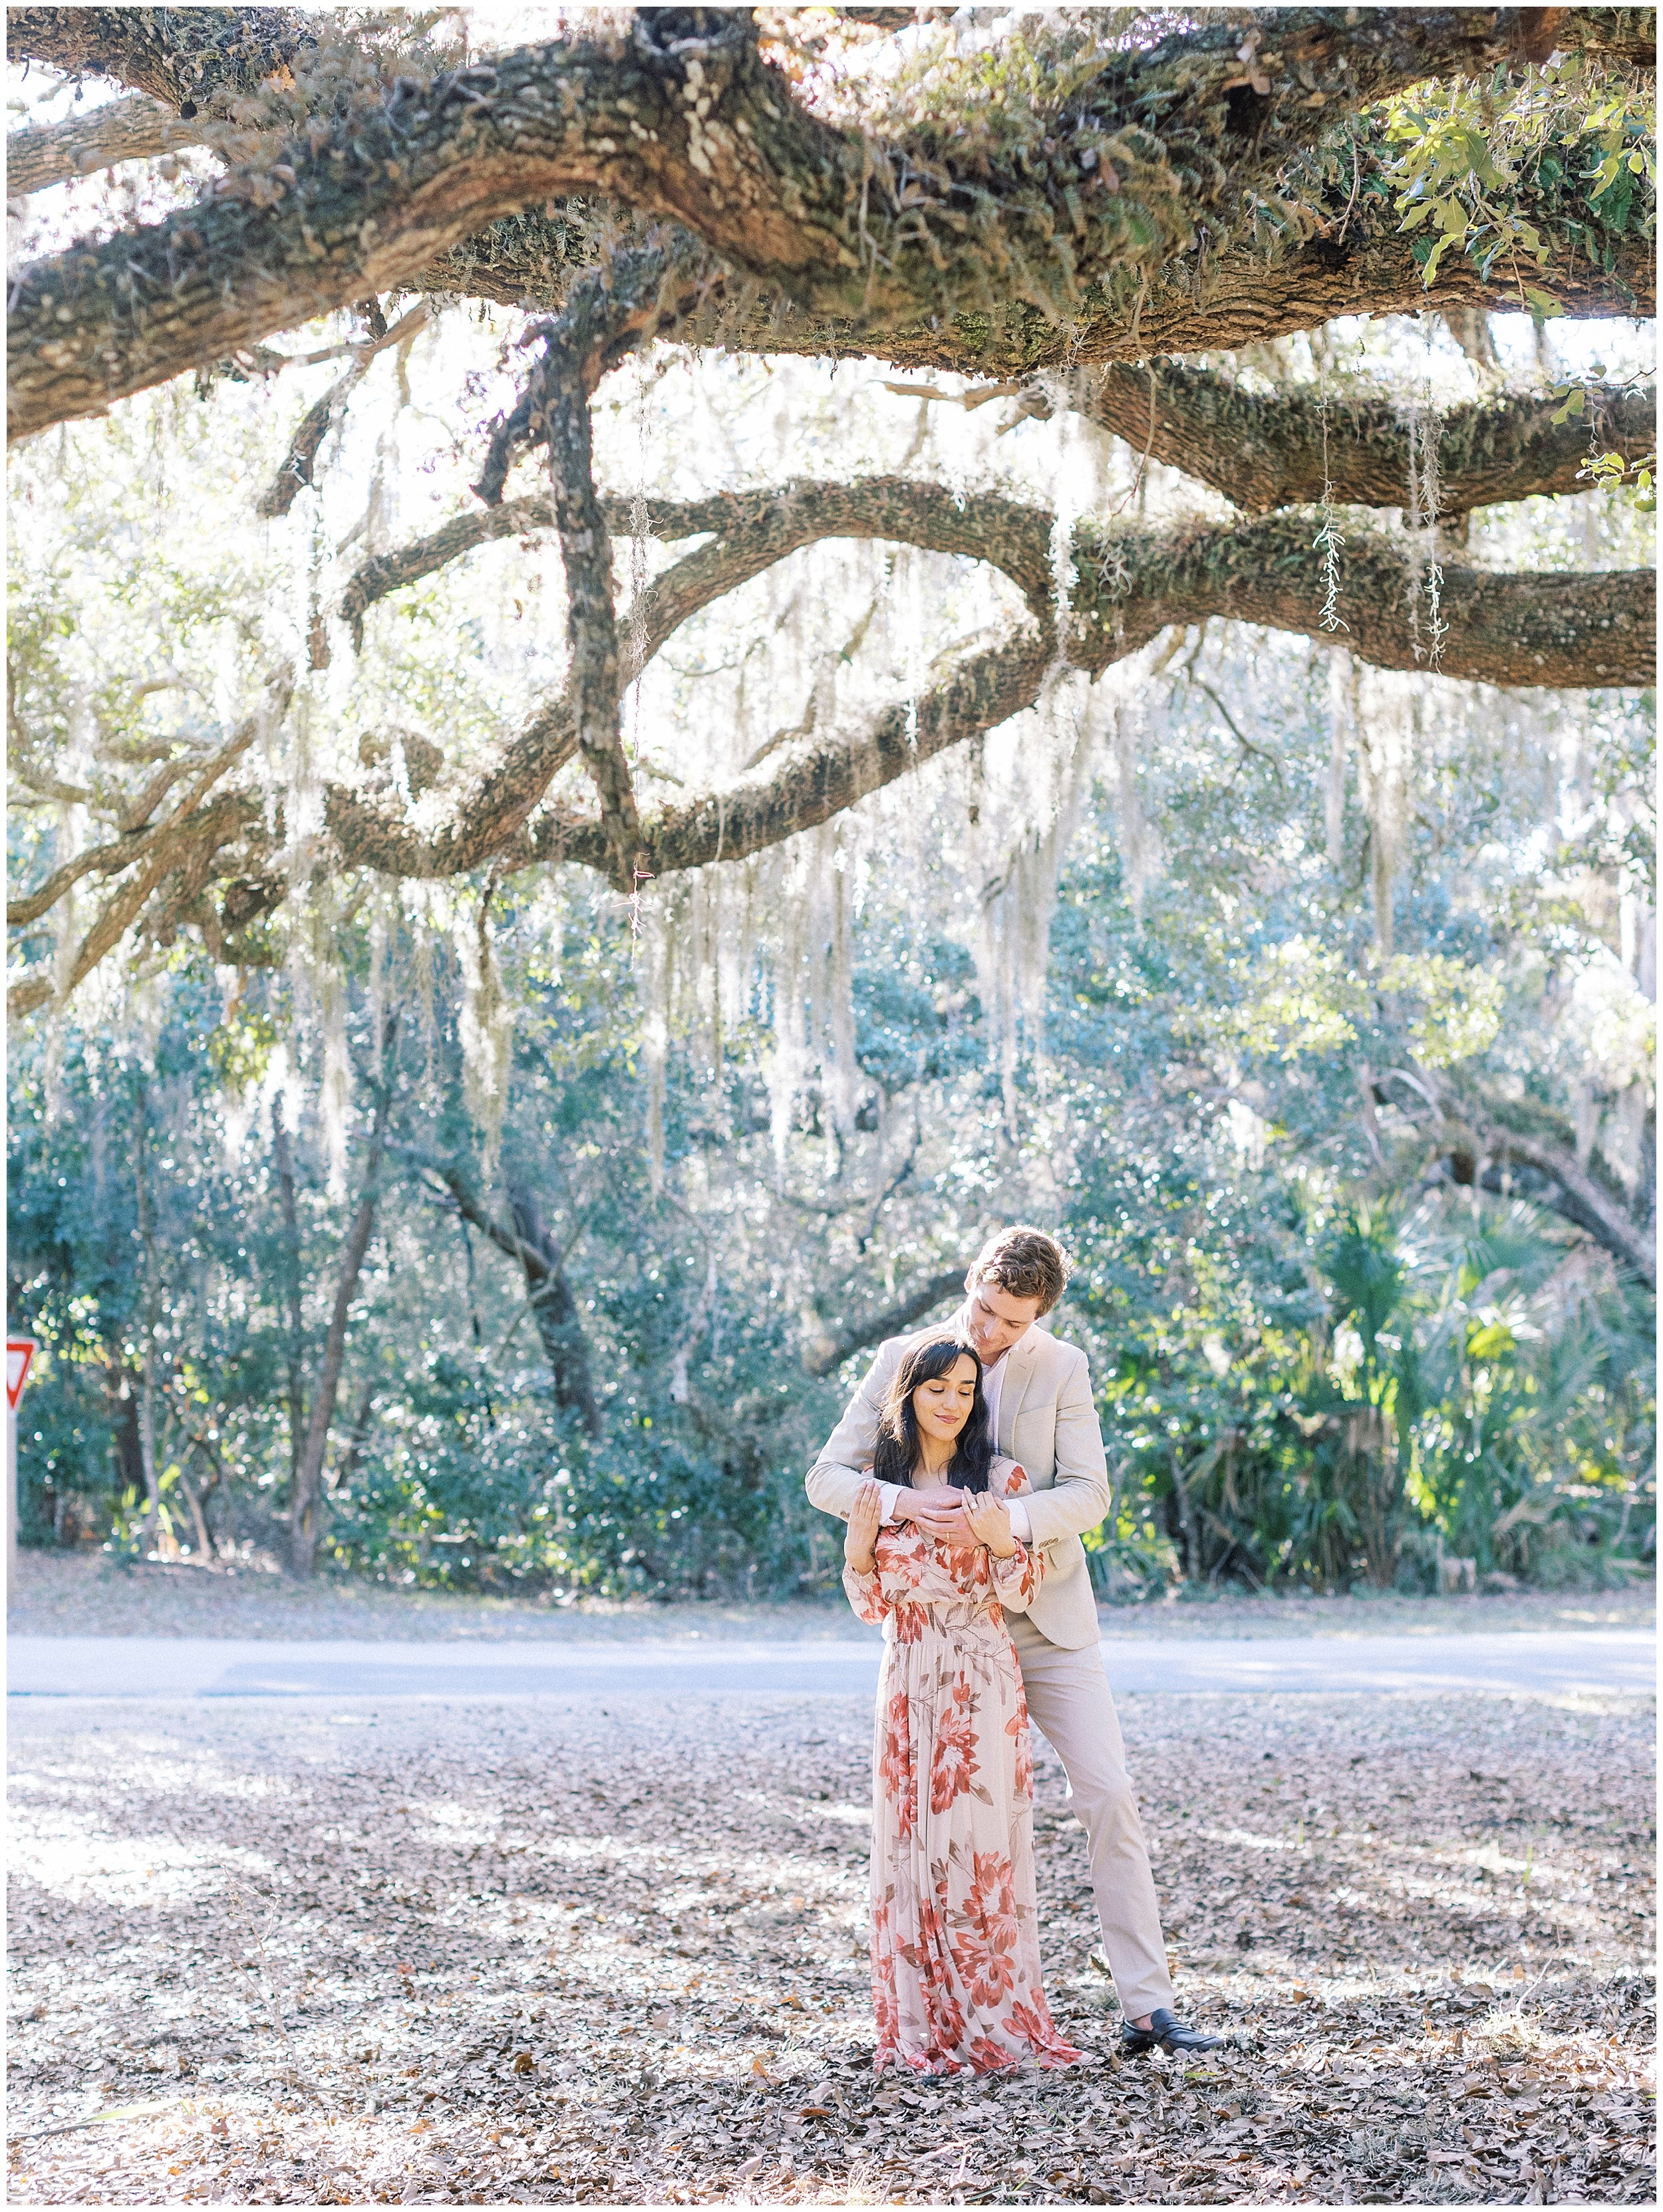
[{"left": 806, "top": 1315, "right": 1110, "bottom": 1650}]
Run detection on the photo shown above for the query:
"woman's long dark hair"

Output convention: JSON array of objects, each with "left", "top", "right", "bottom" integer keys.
[{"left": 871, "top": 1337, "right": 994, "bottom": 1493}]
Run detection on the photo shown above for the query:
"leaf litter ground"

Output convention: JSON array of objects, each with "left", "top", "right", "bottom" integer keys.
[
  {"left": 7, "top": 1685, "right": 1654, "bottom": 2205},
  {"left": 11, "top": 1550, "right": 1653, "bottom": 1641}
]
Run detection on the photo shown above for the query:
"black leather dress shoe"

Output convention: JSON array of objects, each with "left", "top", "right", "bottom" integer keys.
[{"left": 1120, "top": 2008, "right": 1224, "bottom": 2056}]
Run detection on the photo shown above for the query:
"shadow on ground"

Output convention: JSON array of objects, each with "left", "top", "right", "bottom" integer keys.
[{"left": 6, "top": 1691, "right": 1655, "bottom": 2203}]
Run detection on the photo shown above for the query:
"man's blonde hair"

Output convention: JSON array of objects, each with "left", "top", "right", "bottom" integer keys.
[{"left": 969, "top": 1226, "right": 1072, "bottom": 1315}]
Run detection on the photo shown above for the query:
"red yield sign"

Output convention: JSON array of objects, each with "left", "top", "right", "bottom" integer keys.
[{"left": 7, "top": 1339, "right": 37, "bottom": 1411}]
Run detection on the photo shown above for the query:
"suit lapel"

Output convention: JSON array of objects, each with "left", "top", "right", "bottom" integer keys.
[{"left": 998, "top": 1331, "right": 1042, "bottom": 1456}]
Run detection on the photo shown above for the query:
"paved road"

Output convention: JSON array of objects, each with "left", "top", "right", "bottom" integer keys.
[{"left": 7, "top": 1629, "right": 1653, "bottom": 1700}]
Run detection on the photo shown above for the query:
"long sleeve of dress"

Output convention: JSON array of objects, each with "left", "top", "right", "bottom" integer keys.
[
  {"left": 988, "top": 1539, "right": 1044, "bottom": 1615},
  {"left": 842, "top": 1561, "right": 889, "bottom": 1623}
]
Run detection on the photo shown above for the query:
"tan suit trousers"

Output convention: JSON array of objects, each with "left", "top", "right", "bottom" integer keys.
[{"left": 1006, "top": 1613, "right": 1173, "bottom": 2020}]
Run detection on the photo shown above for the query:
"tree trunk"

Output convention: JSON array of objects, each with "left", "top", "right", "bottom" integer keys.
[
  {"left": 175, "top": 1464, "right": 216, "bottom": 1564},
  {"left": 504, "top": 1183, "right": 603, "bottom": 1438},
  {"left": 289, "top": 1043, "right": 395, "bottom": 1578},
  {"left": 804, "top": 1268, "right": 965, "bottom": 1377},
  {"left": 1166, "top": 1445, "right": 1199, "bottom": 1582},
  {"left": 111, "top": 1377, "right": 145, "bottom": 1510},
  {"left": 271, "top": 1104, "right": 307, "bottom": 1502},
  {"left": 331, "top": 1381, "right": 379, "bottom": 1502},
  {"left": 132, "top": 1079, "right": 166, "bottom": 1548}
]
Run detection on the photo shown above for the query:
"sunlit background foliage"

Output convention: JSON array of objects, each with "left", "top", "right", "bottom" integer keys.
[{"left": 7, "top": 19, "right": 1654, "bottom": 1604}]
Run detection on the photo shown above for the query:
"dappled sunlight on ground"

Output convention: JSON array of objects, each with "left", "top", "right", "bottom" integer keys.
[{"left": 7, "top": 1691, "right": 1654, "bottom": 2203}]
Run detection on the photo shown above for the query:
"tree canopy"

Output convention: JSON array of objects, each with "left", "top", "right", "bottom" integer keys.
[
  {"left": 6, "top": 7, "right": 1655, "bottom": 1593},
  {"left": 7, "top": 3, "right": 1657, "bottom": 993}
]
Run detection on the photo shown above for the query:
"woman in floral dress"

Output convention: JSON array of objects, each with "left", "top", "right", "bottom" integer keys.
[{"left": 842, "top": 1335, "right": 1083, "bottom": 2077}]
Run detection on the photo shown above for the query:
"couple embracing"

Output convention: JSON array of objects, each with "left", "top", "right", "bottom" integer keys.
[{"left": 806, "top": 1226, "right": 1219, "bottom": 2078}]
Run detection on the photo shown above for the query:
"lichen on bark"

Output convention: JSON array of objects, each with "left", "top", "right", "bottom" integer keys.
[{"left": 5, "top": 5, "right": 1656, "bottom": 1011}]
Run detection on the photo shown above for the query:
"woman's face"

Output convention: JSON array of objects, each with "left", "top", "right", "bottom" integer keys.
[{"left": 911, "top": 1353, "right": 979, "bottom": 1445}]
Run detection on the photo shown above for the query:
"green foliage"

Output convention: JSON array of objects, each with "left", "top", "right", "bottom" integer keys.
[
  {"left": 1385, "top": 55, "right": 1655, "bottom": 291},
  {"left": 9, "top": 708, "right": 1652, "bottom": 1600},
  {"left": 5, "top": 82, "right": 1654, "bottom": 1605}
]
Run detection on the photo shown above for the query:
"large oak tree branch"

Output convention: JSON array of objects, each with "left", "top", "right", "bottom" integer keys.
[
  {"left": 1025, "top": 366, "right": 1659, "bottom": 515},
  {"left": 11, "top": 485, "right": 1651, "bottom": 1002},
  {"left": 9, "top": 7, "right": 320, "bottom": 113},
  {"left": 531, "top": 625, "right": 1056, "bottom": 880},
  {"left": 325, "top": 474, "right": 1054, "bottom": 879},
  {"left": 12, "top": 9, "right": 1651, "bottom": 442},
  {"left": 1419, "top": 1072, "right": 1656, "bottom": 1286},
  {"left": 525, "top": 504, "right": 1652, "bottom": 888},
  {"left": 399, "top": 1147, "right": 603, "bottom": 1434},
  {"left": 1064, "top": 509, "right": 1653, "bottom": 688},
  {"left": 430, "top": 174, "right": 1655, "bottom": 378},
  {"left": 325, "top": 476, "right": 1649, "bottom": 895},
  {"left": 7, "top": 93, "right": 211, "bottom": 196}
]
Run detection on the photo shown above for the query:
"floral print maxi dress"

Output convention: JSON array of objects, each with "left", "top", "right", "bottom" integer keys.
[{"left": 842, "top": 1460, "right": 1084, "bottom": 2076}]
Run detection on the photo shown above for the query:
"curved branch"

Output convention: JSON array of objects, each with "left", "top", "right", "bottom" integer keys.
[
  {"left": 327, "top": 474, "right": 1648, "bottom": 891},
  {"left": 1036, "top": 367, "right": 1660, "bottom": 515},
  {"left": 13, "top": 474, "right": 1650, "bottom": 1000},
  {"left": 804, "top": 1268, "right": 967, "bottom": 1377},
  {"left": 1479, "top": 1123, "right": 1656, "bottom": 1286},
  {"left": 8, "top": 7, "right": 319, "bottom": 112},
  {"left": 1066, "top": 510, "right": 1654, "bottom": 689},
  {"left": 340, "top": 497, "right": 553, "bottom": 650},
  {"left": 1426, "top": 1075, "right": 1656, "bottom": 1287},
  {"left": 7, "top": 786, "right": 263, "bottom": 1018},
  {"left": 12, "top": 11, "right": 1651, "bottom": 442},
  {"left": 530, "top": 624, "right": 1059, "bottom": 880},
  {"left": 7, "top": 94, "right": 211, "bottom": 196},
  {"left": 327, "top": 471, "right": 1058, "bottom": 881},
  {"left": 523, "top": 503, "right": 1652, "bottom": 888},
  {"left": 7, "top": 706, "right": 279, "bottom": 931},
  {"left": 256, "top": 356, "right": 368, "bottom": 518},
  {"left": 252, "top": 299, "right": 432, "bottom": 518},
  {"left": 469, "top": 246, "right": 712, "bottom": 887},
  {"left": 343, "top": 476, "right": 1054, "bottom": 653},
  {"left": 6, "top": 683, "right": 290, "bottom": 1014}
]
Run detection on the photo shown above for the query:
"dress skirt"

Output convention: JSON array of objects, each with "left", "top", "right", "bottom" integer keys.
[{"left": 843, "top": 1480, "right": 1083, "bottom": 2076}]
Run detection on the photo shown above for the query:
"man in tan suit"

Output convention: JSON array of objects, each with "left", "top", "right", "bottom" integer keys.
[{"left": 807, "top": 1224, "right": 1219, "bottom": 2056}]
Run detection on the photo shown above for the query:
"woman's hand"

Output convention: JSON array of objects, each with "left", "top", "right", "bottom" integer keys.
[
  {"left": 962, "top": 1490, "right": 1017, "bottom": 1559},
  {"left": 845, "top": 1479, "right": 883, "bottom": 1575}
]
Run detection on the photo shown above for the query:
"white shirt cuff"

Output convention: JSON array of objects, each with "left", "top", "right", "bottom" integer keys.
[
  {"left": 878, "top": 1482, "right": 905, "bottom": 1525},
  {"left": 1006, "top": 1498, "right": 1032, "bottom": 1544}
]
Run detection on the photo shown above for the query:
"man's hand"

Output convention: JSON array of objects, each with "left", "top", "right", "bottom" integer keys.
[
  {"left": 962, "top": 1490, "right": 1016, "bottom": 1558},
  {"left": 844, "top": 1480, "right": 883, "bottom": 1575},
  {"left": 892, "top": 1486, "right": 970, "bottom": 1541}
]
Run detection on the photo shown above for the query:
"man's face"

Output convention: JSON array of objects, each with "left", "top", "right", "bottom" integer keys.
[{"left": 962, "top": 1274, "right": 1043, "bottom": 1364}]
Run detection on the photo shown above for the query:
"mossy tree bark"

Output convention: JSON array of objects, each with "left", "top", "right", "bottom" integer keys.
[
  {"left": 1009, "top": 366, "right": 1658, "bottom": 514},
  {"left": 289, "top": 1022, "right": 396, "bottom": 1580},
  {"left": 9, "top": 8, "right": 1655, "bottom": 441},
  {"left": 6, "top": 93, "right": 210, "bottom": 196},
  {"left": 6, "top": 5, "right": 1656, "bottom": 1012},
  {"left": 7, "top": 470, "right": 1653, "bottom": 1016}
]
